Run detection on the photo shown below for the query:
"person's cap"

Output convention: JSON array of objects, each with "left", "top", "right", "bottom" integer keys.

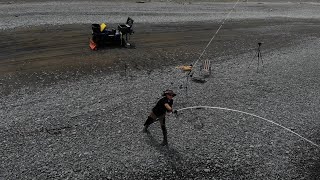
[{"left": 162, "top": 89, "right": 176, "bottom": 97}]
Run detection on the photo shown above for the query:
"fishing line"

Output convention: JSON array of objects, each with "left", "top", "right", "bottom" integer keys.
[
  {"left": 192, "top": 0, "right": 241, "bottom": 69},
  {"left": 175, "top": 106, "right": 320, "bottom": 149}
]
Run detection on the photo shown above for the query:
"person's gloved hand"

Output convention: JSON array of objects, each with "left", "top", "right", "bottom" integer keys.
[{"left": 173, "top": 110, "right": 178, "bottom": 114}]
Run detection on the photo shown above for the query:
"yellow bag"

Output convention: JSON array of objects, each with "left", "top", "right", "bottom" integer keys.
[{"left": 100, "top": 23, "right": 107, "bottom": 32}]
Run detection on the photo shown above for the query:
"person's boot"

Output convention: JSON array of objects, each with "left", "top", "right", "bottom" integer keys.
[
  {"left": 143, "top": 117, "right": 153, "bottom": 133},
  {"left": 142, "top": 125, "right": 149, "bottom": 133},
  {"left": 160, "top": 139, "right": 168, "bottom": 146},
  {"left": 160, "top": 125, "right": 168, "bottom": 146}
]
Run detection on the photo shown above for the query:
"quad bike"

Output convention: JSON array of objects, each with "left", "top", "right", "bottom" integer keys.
[{"left": 89, "top": 17, "right": 134, "bottom": 50}]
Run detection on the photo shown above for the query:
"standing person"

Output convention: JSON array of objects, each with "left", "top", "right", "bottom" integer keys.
[{"left": 143, "top": 90, "right": 177, "bottom": 146}]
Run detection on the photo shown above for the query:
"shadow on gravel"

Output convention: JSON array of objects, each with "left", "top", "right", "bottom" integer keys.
[
  {"left": 304, "top": 129, "right": 320, "bottom": 179},
  {"left": 143, "top": 133, "right": 252, "bottom": 179},
  {"left": 145, "top": 133, "right": 183, "bottom": 162},
  {"left": 292, "top": 153, "right": 320, "bottom": 179},
  {"left": 291, "top": 129, "right": 320, "bottom": 179},
  {"left": 308, "top": 160, "right": 320, "bottom": 179},
  {"left": 145, "top": 133, "right": 186, "bottom": 177}
]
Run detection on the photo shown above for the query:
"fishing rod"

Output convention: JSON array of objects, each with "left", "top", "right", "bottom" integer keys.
[{"left": 175, "top": 106, "right": 320, "bottom": 149}]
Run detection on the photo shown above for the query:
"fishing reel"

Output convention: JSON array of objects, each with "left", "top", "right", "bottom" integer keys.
[{"left": 173, "top": 110, "right": 179, "bottom": 117}]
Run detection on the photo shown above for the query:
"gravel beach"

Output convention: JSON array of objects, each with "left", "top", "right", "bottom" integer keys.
[{"left": 1, "top": 0, "right": 320, "bottom": 179}]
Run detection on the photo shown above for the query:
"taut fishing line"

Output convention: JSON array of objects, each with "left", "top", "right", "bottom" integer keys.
[
  {"left": 170, "top": 1, "right": 319, "bottom": 149},
  {"left": 175, "top": 106, "right": 320, "bottom": 149},
  {"left": 174, "top": 0, "right": 240, "bottom": 95},
  {"left": 191, "top": 0, "right": 241, "bottom": 70}
]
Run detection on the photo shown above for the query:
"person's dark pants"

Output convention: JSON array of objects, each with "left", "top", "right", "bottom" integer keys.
[{"left": 144, "top": 112, "right": 167, "bottom": 143}]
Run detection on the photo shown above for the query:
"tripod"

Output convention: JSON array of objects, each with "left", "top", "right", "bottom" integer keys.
[{"left": 250, "top": 42, "right": 263, "bottom": 71}]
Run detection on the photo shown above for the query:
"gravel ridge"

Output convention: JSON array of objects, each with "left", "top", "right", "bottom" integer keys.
[{"left": 1, "top": 1, "right": 320, "bottom": 30}]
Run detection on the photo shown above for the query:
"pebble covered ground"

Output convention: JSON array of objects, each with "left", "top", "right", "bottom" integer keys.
[{"left": 1, "top": 0, "right": 320, "bottom": 179}]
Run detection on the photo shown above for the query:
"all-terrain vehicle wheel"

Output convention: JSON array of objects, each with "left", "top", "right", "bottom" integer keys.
[{"left": 128, "top": 42, "right": 135, "bottom": 49}]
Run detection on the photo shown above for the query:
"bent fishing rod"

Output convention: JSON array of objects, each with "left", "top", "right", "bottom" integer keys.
[{"left": 174, "top": 106, "right": 320, "bottom": 149}]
